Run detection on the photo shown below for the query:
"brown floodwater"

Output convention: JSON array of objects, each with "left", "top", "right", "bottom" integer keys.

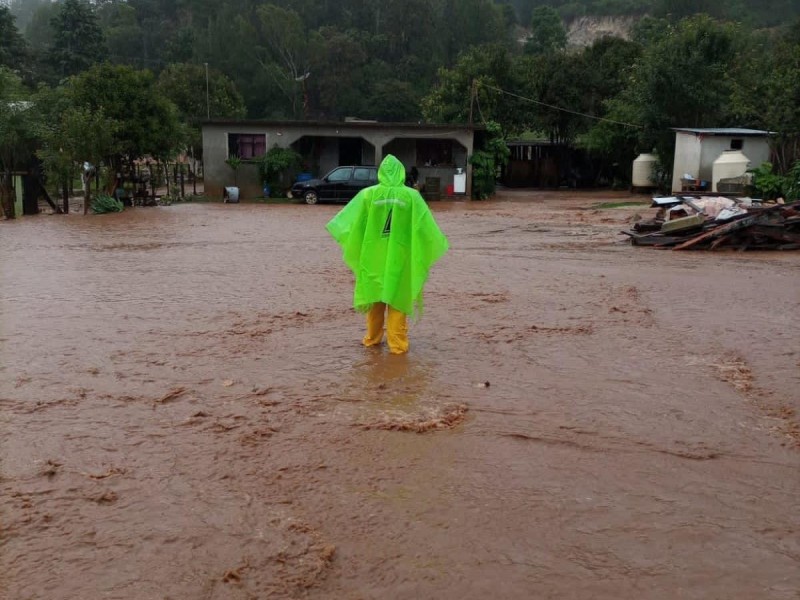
[{"left": 1, "top": 191, "right": 799, "bottom": 599}]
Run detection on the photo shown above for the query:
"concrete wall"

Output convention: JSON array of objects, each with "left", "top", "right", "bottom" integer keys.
[
  {"left": 13, "top": 175, "right": 23, "bottom": 217},
  {"left": 384, "top": 138, "right": 416, "bottom": 167},
  {"left": 202, "top": 124, "right": 269, "bottom": 199},
  {"left": 671, "top": 132, "right": 702, "bottom": 192},
  {"left": 672, "top": 132, "right": 772, "bottom": 193},
  {"left": 702, "top": 138, "right": 770, "bottom": 180},
  {"left": 202, "top": 122, "right": 476, "bottom": 199}
]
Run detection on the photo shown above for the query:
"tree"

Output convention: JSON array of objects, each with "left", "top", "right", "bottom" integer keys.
[
  {"left": 441, "top": 0, "right": 508, "bottom": 65},
  {"left": 525, "top": 6, "right": 568, "bottom": 55},
  {"left": 97, "top": 1, "right": 145, "bottom": 67},
  {"left": 33, "top": 85, "right": 119, "bottom": 213},
  {"left": 470, "top": 120, "right": 510, "bottom": 199},
  {"left": 157, "top": 63, "right": 246, "bottom": 155},
  {"left": 0, "top": 68, "right": 37, "bottom": 218},
  {"left": 365, "top": 80, "right": 421, "bottom": 122},
  {"left": 9, "top": 0, "right": 50, "bottom": 33},
  {"left": 588, "top": 15, "right": 743, "bottom": 179},
  {"left": 254, "top": 4, "right": 312, "bottom": 118},
  {"left": 308, "top": 27, "right": 369, "bottom": 118},
  {"left": 421, "top": 44, "right": 522, "bottom": 133},
  {"left": 731, "top": 25, "right": 800, "bottom": 172},
  {"left": 517, "top": 52, "right": 595, "bottom": 144},
  {"left": 49, "top": 0, "right": 106, "bottom": 79},
  {"left": 0, "top": 6, "right": 29, "bottom": 75},
  {"left": 66, "top": 63, "right": 185, "bottom": 165}
]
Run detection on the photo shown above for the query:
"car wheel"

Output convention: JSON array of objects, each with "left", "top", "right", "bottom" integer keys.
[{"left": 304, "top": 190, "right": 319, "bottom": 205}]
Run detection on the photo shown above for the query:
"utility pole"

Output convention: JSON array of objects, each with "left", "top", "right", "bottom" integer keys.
[
  {"left": 204, "top": 62, "right": 210, "bottom": 119},
  {"left": 468, "top": 79, "right": 477, "bottom": 127}
]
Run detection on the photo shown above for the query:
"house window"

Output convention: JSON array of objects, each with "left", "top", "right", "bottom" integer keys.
[
  {"left": 730, "top": 139, "right": 743, "bottom": 150},
  {"left": 416, "top": 140, "right": 453, "bottom": 167},
  {"left": 228, "top": 133, "right": 266, "bottom": 159}
]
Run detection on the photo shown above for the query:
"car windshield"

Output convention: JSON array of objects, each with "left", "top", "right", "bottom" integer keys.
[{"left": 327, "top": 167, "right": 352, "bottom": 182}]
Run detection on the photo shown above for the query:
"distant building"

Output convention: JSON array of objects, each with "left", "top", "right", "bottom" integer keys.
[
  {"left": 671, "top": 128, "right": 772, "bottom": 193},
  {"left": 201, "top": 120, "right": 477, "bottom": 199}
]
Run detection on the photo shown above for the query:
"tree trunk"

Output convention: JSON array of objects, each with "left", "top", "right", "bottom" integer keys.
[
  {"left": 83, "top": 173, "right": 91, "bottom": 215},
  {"left": 62, "top": 181, "right": 69, "bottom": 214},
  {"left": 0, "top": 172, "right": 15, "bottom": 219}
]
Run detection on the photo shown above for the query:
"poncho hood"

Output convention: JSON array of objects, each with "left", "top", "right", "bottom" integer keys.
[
  {"left": 378, "top": 154, "right": 406, "bottom": 186},
  {"left": 326, "top": 154, "right": 448, "bottom": 317}
]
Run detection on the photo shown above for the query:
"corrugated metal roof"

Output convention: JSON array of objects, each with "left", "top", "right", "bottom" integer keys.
[{"left": 672, "top": 127, "right": 772, "bottom": 136}]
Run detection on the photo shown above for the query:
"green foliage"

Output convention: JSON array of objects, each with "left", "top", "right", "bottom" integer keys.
[
  {"left": 364, "top": 80, "right": 421, "bottom": 122},
  {"left": 255, "top": 4, "right": 311, "bottom": 118},
  {"left": 49, "top": 0, "right": 106, "bottom": 79},
  {"left": 421, "top": 44, "right": 520, "bottom": 132},
  {"left": 257, "top": 146, "right": 303, "bottom": 193},
  {"left": 469, "top": 121, "right": 510, "bottom": 199},
  {"left": 36, "top": 91, "right": 120, "bottom": 193},
  {"left": 731, "top": 26, "right": 800, "bottom": 173},
  {"left": 588, "top": 15, "right": 743, "bottom": 179},
  {"left": 0, "top": 68, "right": 37, "bottom": 174},
  {"left": 0, "top": 67, "right": 37, "bottom": 217},
  {"left": 67, "top": 63, "right": 185, "bottom": 161},
  {"left": 157, "top": 63, "right": 246, "bottom": 155},
  {"left": 750, "top": 161, "right": 800, "bottom": 200},
  {"left": 0, "top": 6, "right": 29, "bottom": 76},
  {"left": 525, "top": 6, "right": 567, "bottom": 55},
  {"left": 91, "top": 193, "right": 124, "bottom": 214}
]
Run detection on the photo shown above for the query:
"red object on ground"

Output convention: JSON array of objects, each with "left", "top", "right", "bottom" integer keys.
[{"left": 445, "top": 184, "right": 455, "bottom": 196}]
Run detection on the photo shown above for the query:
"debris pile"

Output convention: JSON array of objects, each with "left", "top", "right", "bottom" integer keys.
[{"left": 622, "top": 196, "right": 800, "bottom": 251}]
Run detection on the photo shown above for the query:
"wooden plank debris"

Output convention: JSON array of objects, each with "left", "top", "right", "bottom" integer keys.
[{"left": 622, "top": 201, "right": 800, "bottom": 251}]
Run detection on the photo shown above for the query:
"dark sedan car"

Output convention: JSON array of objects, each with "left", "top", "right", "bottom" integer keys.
[{"left": 290, "top": 165, "right": 378, "bottom": 204}]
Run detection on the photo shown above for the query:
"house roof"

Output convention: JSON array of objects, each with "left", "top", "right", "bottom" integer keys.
[
  {"left": 201, "top": 119, "right": 481, "bottom": 131},
  {"left": 672, "top": 127, "right": 773, "bottom": 137}
]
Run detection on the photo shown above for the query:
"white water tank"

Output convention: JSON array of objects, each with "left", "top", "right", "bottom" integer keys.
[
  {"left": 712, "top": 150, "right": 750, "bottom": 192},
  {"left": 632, "top": 153, "right": 658, "bottom": 189}
]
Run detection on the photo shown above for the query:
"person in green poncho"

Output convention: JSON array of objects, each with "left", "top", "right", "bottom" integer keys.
[{"left": 326, "top": 154, "right": 449, "bottom": 354}]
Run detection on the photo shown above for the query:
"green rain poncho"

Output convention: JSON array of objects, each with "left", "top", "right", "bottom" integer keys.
[{"left": 326, "top": 154, "right": 449, "bottom": 317}]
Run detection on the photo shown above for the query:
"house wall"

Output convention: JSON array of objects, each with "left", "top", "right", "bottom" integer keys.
[
  {"left": 202, "top": 123, "right": 475, "bottom": 199},
  {"left": 202, "top": 124, "right": 270, "bottom": 199},
  {"left": 384, "top": 138, "right": 416, "bottom": 166},
  {"left": 701, "top": 137, "right": 770, "bottom": 180},
  {"left": 13, "top": 175, "right": 24, "bottom": 217},
  {"left": 672, "top": 132, "right": 772, "bottom": 193},
  {"left": 671, "top": 132, "right": 702, "bottom": 192}
]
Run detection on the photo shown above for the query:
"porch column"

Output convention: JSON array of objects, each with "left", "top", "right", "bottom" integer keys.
[{"left": 460, "top": 131, "right": 475, "bottom": 199}]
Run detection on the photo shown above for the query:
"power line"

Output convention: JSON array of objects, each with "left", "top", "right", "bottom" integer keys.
[{"left": 478, "top": 81, "right": 643, "bottom": 129}]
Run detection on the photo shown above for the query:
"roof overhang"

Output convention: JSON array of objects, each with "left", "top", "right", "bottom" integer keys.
[
  {"left": 201, "top": 119, "right": 482, "bottom": 132},
  {"left": 672, "top": 127, "right": 774, "bottom": 137}
]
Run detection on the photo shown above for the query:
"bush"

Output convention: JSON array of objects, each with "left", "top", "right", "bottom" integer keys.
[
  {"left": 91, "top": 194, "right": 124, "bottom": 214},
  {"left": 469, "top": 121, "right": 510, "bottom": 200},
  {"left": 258, "top": 146, "right": 303, "bottom": 195},
  {"left": 750, "top": 161, "right": 800, "bottom": 200}
]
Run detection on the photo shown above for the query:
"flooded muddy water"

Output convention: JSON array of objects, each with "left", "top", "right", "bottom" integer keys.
[{"left": 2, "top": 191, "right": 799, "bottom": 599}]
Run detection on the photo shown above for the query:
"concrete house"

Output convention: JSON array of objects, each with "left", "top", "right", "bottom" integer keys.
[
  {"left": 201, "top": 120, "right": 477, "bottom": 199},
  {"left": 671, "top": 128, "right": 772, "bottom": 193}
]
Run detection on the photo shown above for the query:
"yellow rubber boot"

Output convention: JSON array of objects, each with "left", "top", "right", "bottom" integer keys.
[
  {"left": 363, "top": 303, "right": 386, "bottom": 348},
  {"left": 386, "top": 306, "right": 409, "bottom": 354}
]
